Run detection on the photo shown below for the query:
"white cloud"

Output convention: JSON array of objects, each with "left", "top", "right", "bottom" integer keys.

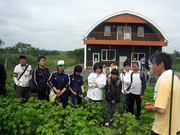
[{"left": 0, "top": 0, "right": 179, "bottom": 52}]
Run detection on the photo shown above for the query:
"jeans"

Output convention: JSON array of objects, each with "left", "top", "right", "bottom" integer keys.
[
  {"left": 105, "top": 101, "right": 118, "bottom": 123},
  {"left": 122, "top": 93, "right": 129, "bottom": 112}
]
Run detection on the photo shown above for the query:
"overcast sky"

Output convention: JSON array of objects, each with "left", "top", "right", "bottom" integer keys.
[{"left": 0, "top": 0, "right": 179, "bottom": 52}]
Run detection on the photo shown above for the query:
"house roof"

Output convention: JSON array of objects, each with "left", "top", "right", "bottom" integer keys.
[{"left": 83, "top": 10, "right": 169, "bottom": 42}]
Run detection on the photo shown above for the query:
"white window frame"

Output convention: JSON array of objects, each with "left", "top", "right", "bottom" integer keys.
[
  {"left": 93, "top": 53, "right": 100, "bottom": 65},
  {"left": 138, "top": 26, "right": 144, "bottom": 37},
  {"left": 104, "top": 26, "right": 111, "bottom": 36},
  {"left": 101, "top": 49, "right": 116, "bottom": 61},
  {"left": 117, "top": 26, "right": 131, "bottom": 40},
  {"left": 131, "top": 52, "right": 145, "bottom": 61}
]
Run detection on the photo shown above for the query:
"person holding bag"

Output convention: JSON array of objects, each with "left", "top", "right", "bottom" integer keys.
[
  {"left": 48, "top": 60, "right": 69, "bottom": 109},
  {"left": 13, "top": 56, "right": 32, "bottom": 100}
]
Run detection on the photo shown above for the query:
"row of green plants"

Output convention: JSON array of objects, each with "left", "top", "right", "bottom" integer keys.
[{"left": 0, "top": 73, "right": 155, "bottom": 135}]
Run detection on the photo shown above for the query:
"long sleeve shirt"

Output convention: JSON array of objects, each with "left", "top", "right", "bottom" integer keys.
[
  {"left": 32, "top": 67, "right": 50, "bottom": 88},
  {"left": 48, "top": 71, "right": 69, "bottom": 97},
  {"left": 87, "top": 72, "right": 106, "bottom": 101},
  {"left": 120, "top": 70, "right": 133, "bottom": 94},
  {"left": 69, "top": 73, "right": 84, "bottom": 94},
  {"left": 127, "top": 71, "right": 146, "bottom": 96}
]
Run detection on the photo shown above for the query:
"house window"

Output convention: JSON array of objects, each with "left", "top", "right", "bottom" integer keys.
[
  {"left": 104, "top": 26, "right": 111, "bottom": 36},
  {"left": 101, "top": 49, "right": 116, "bottom": 61},
  {"left": 138, "top": 26, "right": 144, "bottom": 37},
  {"left": 131, "top": 52, "right": 145, "bottom": 61},
  {"left": 117, "top": 26, "right": 131, "bottom": 40}
]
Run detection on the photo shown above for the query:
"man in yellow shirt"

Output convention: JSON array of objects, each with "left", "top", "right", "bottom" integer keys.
[{"left": 145, "top": 52, "right": 180, "bottom": 135}]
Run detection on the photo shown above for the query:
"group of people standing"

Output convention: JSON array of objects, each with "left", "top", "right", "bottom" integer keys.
[
  {"left": 86, "top": 52, "right": 180, "bottom": 135},
  {"left": 88, "top": 60, "right": 146, "bottom": 126},
  {"left": 1, "top": 52, "right": 179, "bottom": 135},
  {"left": 12, "top": 55, "right": 85, "bottom": 109}
]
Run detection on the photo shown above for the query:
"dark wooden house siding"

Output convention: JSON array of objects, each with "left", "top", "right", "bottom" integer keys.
[{"left": 86, "top": 44, "right": 161, "bottom": 66}]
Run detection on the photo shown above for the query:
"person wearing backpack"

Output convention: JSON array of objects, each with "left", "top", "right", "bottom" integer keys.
[
  {"left": 13, "top": 56, "right": 32, "bottom": 99},
  {"left": 32, "top": 56, "right": 50, "bottom": 101},
  {"left": 105, "top": 69, "right": 122, "bottom": 126},
  {"left": 69, "top": 65, "right": 85, "bottom": 107},
  {"left": 120, "top": 60, "right": 133, "bottom": 113},
  {"left": 125, "top": 62, "right": 146, "bottom": 120}
]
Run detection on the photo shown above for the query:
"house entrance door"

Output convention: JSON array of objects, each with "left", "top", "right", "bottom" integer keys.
[
  {"left": 93, "top": 53, "right": 100, "bottom": 65},
  {"left": 131, "top": 52, "right": 145, "bottom": 68},
  {"left": 119, "top": 56, "right": 127, "bottom": 69}
]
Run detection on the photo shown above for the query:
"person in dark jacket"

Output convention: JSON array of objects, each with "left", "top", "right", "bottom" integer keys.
[
  {"left": 32, "top": 56, "right": 50, "bottom": 101},
  {"left": 105, "top": 69, "right": 122, "bottom": 126},
  {"left": 69, "top": 65, "right": 85, "bottom": 107},
  {"left": 0, "top": 64, "right": 7, "bottom": 96},
  {"left": 48, "top": 60, "right": 69, "bottom": 109}
]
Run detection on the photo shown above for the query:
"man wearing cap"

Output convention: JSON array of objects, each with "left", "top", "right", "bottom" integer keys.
[
  {"left": 48, "top": 60, "right": 69, "bottom": 109},
  {"left": 32, "top": 56, "right": 50, "bottom": 101},
  {"left": 13, "top": 56, "right": 32, "bottom": 100}
]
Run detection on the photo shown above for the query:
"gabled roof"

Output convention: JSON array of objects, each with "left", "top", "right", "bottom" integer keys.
[{"left": 83, "top": 10, "right": 169, "bottom": 42}]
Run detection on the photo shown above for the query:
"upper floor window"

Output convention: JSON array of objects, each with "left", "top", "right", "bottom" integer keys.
[
  {"left": 104, "top": 26, "right": 111, "bottom": 36},
  {"left": 117, "top": 26, "right": 131, "bottom": 40},
  {"left": 138, "top": 26, "right": 144, "bottom": 37}
]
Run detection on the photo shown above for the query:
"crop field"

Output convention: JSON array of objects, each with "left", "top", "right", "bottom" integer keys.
[{"left": 1, "top": 73, "right": 157, "bottom": 135}]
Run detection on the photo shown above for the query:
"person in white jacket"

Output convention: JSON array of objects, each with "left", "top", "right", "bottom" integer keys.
[
  {"left": 87, "top": 62, "right": 107, "bottom": 102},
  {"left": 120, "top": 60, "right": 133, "bottom": 113}
]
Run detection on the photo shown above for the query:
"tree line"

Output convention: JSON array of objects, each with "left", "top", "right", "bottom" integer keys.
[{"left": 0, "top": 39, "right": 84, "bottom": 71}]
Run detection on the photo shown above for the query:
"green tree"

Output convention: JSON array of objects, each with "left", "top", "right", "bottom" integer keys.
[
  {"left": 67, "top": 48, "right": 84, "bottom": 63},
  {"left": 15, "top": 42, "right": 32, "bottom": 54}
]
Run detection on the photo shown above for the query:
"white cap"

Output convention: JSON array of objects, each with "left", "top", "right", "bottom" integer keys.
[{"left": 57, "top": 60, "right": 65, "bottom": 66}]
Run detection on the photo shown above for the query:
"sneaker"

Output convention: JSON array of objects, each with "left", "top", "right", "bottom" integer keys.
[{"left": 105, "top": 122, "right": 110, "bottom": 126}]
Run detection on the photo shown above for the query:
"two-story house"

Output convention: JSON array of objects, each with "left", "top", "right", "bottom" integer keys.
[{"left": 83, "top": 11, "right": 168, "bottom": 70}]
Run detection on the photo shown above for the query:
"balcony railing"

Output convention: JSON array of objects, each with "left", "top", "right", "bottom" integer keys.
[{"left": 86, "top": 32, "right": 164, "bottom": 41}]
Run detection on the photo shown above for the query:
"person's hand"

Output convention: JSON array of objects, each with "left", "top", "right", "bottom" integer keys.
[
  {"left": 94, "top": 82, "right": 98, "bottom": 87},
  {"left": 73, "top": 91, "right": 77, "bottom": 96},
  {"left": 124, "top": 90, "right": 128, "bottom": 93},
  {"left": 144, "top": 102, "right": 154, "bottom": 112},
  {"left": 145, "top": 102, "right": 153, "bottom": 106},
  {"left": 112, "top": 100, "right": 115, "bottom": 104},
  {"left": 56, "top": 90, "right": 61, "bottom": 95},
  {"left": 140, "top": 96, "right": 144, "bottom": 99}
]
